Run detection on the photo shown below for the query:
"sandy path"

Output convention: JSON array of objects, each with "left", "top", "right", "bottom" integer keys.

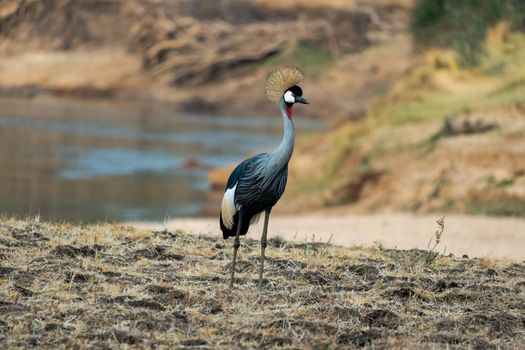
[{"left": 133, "top": 213, "right": 525, "bottom": 260}]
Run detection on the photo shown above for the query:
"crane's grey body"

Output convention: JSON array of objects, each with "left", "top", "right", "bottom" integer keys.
[{"left": 220, "top": 99, "right": 294, "bottom": 239}]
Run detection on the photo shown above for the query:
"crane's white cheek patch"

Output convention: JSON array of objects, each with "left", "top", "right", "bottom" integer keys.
[
  {"left": 221, "top": 183, "right": 237, "bottom": 229},
  {"left": 284, "top": 91, "right": 295, "bottom": 103}
]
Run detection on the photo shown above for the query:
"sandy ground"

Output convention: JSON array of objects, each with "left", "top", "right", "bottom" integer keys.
[{"left": 133, "top": 213, "right": 525, "bottom": 260}]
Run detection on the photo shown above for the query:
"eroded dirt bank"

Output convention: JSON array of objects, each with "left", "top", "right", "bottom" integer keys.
[{"left": 0, "top": 0, "right": 412, "bottom": 119}]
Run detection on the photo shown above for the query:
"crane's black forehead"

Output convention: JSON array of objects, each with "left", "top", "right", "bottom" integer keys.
[{"left": 288, "top": 85, "right": 303, "bottom": 96}]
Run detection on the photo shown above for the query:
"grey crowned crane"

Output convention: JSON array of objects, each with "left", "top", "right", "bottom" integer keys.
[{"left": 220, "top": 66, "right": 309, "bottom": 288}]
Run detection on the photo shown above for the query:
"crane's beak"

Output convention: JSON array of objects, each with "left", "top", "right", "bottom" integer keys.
[{"left": 294, "top": 95, "right": 310, "bottom": 104}]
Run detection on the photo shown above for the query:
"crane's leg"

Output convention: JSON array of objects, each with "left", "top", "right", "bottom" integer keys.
[
  {"left": 258, "top": 210, "right": 271, "bottom": 289},
  {"left": 229, "top": 213, "right": 243, "bottom": 288}
]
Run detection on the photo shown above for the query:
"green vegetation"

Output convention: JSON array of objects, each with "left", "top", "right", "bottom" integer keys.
[
  {"left": 469, "top": 199, "right": 525, "bottom": 217},
  {"left": 411, "top": 0, "right": 525, "bottom": 66},
  {"left": 264, "top": 39, "right": 334, "bottom": 78},
  {"left": 486, "top": 176, "right": 515, "bottom": 188},
  {"left": 442, "top": 197, "right": 455, "bottom": 211},
  {"left": 293, "top": 40, "right": 335, "bottom": 75},
  {"left": 420, "top": 117, "right": 498, "bottom": 154},
  {"left": 489, "top": 77, "right": 525, "bottom": 96},
  {"left": 373, "top": 32, "right": 525, "bottom": 127}
]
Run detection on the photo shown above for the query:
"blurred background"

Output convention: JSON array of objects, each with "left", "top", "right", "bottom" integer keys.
[{"left": 0, "top": 0, "right": 524, "bottom": 223}]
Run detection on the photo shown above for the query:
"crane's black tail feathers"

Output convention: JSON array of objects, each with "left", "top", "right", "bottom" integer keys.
[{"left": 220, "top": 211, "right": 251, "bottom": 239}]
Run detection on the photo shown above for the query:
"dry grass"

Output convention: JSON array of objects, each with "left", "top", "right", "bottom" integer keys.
[{"left": 0, "top": 218, "right": 524, "bottom": 348}]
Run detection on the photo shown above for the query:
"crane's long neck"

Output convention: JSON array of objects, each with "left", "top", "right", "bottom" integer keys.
[{"left": 270, "top": 99, "right": 295, "bottom": 169}]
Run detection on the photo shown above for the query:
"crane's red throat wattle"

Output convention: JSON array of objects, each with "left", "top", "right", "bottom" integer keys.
[{"left": 286, "top": 105, "right": 293, "bottom": 119}]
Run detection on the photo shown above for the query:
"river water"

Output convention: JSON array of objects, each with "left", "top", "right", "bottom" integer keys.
[{"left": 0, "top": 98, "right": 322, "bottom": 222}]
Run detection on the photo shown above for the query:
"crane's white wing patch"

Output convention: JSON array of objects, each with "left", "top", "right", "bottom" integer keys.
[{"left": 221, "top": 183, "right": 237, "bottom": 229}]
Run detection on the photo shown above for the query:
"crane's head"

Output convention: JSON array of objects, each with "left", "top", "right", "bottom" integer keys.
[
  {"left": 265, "top": 66, "right": 309, "bottom": 118},
  {"left": 283, "top": 85, "right": 310, "bottom": 105}
]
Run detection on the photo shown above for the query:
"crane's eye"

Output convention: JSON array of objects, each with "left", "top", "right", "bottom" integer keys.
[{"left": 284, "top": 90, "right": 295, "bottom": 103}]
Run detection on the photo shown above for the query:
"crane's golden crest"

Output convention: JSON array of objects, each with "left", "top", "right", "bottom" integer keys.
[{"left": 265, "top": 66, "right": 304, "bottom": 102}]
